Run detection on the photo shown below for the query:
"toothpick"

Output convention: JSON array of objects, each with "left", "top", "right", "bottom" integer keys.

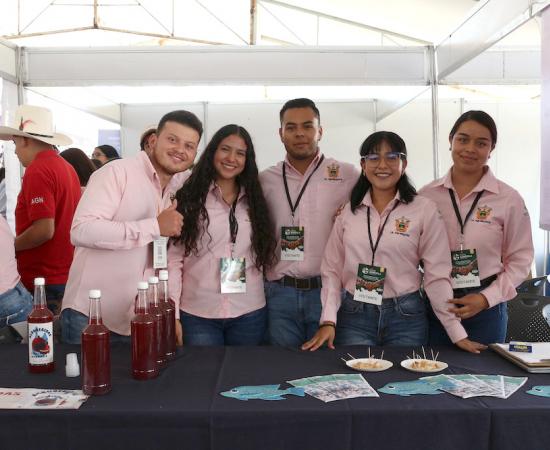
[
  {"left": 431, "top": 349, "right": 435, "bottom": 361},
  {"left": 368, "top": 347, "right": 371, "bottom": 359},
  {"left": 347, "top": 353, "right": 356, "bottom": 360},
  {"left": 341, "top": 358, "right": 349, "bottom": 363},
  {"left": 434, "top": 351, "right": 439, "bottom": 361},
  {"left": 422, "top": 346, "right": 427, "bottom": 360},
  {"left": 380, "top": 350, "right": 384, "bottom": 361}
]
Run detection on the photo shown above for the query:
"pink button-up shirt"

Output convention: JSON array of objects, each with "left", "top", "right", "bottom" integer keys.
[
  {"left": 320, "top": 192, "right": 466, "bottom": 343},
  {"left": 259, "top": 153, "right": 359, "bottom": 281},
  {"left": 419, "top": 167, "right": 534, "bottom": 308},
  {"left": 0, "top": 216, "right": 21, "bottom": 295},
  {"left": 167, "top": 184, "right": 265, "bottom": 319},
  {"left": 62, "top": 152, "right": 179, "bottom": 335}
]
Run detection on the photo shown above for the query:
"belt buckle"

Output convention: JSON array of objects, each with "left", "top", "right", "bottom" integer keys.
[{"left": 295, "top": 278, "right": 311, "bottom": 290}]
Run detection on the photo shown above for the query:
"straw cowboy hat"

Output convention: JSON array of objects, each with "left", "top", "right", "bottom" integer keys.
[{"left": 0, "top": 105, "right": 72, "bottom": 146}]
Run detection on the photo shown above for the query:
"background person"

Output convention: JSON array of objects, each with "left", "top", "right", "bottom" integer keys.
[
  {"left": 92, "top": 144, "right": 120, "bottom": 165},
  {"left": 60, "top": 147, "right": 97, "bottom": 190}
]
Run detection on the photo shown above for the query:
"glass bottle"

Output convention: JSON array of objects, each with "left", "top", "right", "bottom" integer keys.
[
  {"left": 148, "top": 276, "right": 166, "bottom": 368},
  {"left": 28, "top": 277, "right": 55, "bottom": 373},
  {"left": 159, "top": 270, "right": 176, "bottom": 359},
  {"left": 131, "top": 281, "right": 159, "bottom": 380},
  {"left": 81, "top": 290, "right": 111, "bottom": 395}
]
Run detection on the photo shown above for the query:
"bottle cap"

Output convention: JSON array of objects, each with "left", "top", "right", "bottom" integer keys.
[
  {"left": 137, "top": 281, "right": 149, "bottom": 290},
  {"left": 158, "top": 270, "right": 168, "bottom": 281},
  {"left": 65, "top": 353, "right": 80, "bottom": 377},
  {"left": 34, "top": 277, "right": 45, "bottom": 286},
  {"left": 148, "top": 276, "right": 159, "bottom": 284},
  {"left": 89, "top": 289, "right": 101, "bottom": 299}
]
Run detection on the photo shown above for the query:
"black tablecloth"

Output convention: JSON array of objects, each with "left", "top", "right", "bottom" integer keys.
[{"left": 0, "top": 344, "right": 549, "bottom": 450}]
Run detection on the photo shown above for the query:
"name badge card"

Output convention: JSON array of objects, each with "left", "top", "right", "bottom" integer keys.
[
  {"left": 153, "top": 237, "right": 168, "bottom": 269},
  {"left": 353, "top": 263, "right": 386, "bottom": 305},
  {"left": 281, "top": 226, "right": 304, "bottom": 261},
  {"left": 220, "top": 257, "right": 246, "bottom": 294},
  {"left": 451, "top": 249, "right": 481, "bottom": 289}
]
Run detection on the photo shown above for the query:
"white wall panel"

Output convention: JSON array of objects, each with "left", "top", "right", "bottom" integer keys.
[{"left": 0, "top": 41, "right": 16, "bottom": 81}]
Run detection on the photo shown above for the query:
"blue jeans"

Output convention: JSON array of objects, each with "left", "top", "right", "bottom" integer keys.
[
  {"left": 45, "top": 284, "right": 65, "bottom": 316},
  {"left": 179, "top": 307, "right": 267, "bottom": 346},
  {"left": 60, "top": 308, "right": 131, "bottom": 344},
  {"left": 335, "top": 290, "right": 428, "bottom": 346},
  {"left": 428, "top": 289, "right": 508, "bottom": 345},
  {"left": 0, "top": 282, "right": 33, "bottom": 328},
  {"left": 265, "top": 280, "right": 322, "bottom": 347}
]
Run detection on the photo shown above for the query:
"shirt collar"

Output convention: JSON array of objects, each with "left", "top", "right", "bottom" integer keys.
[
  {"left": 360, "top": 190, "right": 402, "bottom": 209},
  {"left": 440, "top": 166, "right": 499, "bottom": 195},
  {"left": 210, "top": 182, "right": 246, "bottom": 203},
  {"left": 283, "top": 151, "right": 323, "bottom": 177}
]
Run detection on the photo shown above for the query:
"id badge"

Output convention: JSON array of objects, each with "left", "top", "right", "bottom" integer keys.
[
  {"left": 220, "top": 257, "right": 246, "bottom": 294},
  {"left": 353, "top": 263, "right": 386, "bottom": 305},
  {"left": 451, "top": 248, "right": 480, "bottom": 289},
  {"left": 281, "top": 226, "right": 304, "bottom": 261},
  {"left": 153, "top": 237, "right": 168, "bottom": 269}
]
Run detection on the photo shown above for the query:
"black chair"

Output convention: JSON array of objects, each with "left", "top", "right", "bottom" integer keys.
[
  {"left": 515, "top": 275, "right": 548, "bottom": 296},
  {"left": 506, "top": 293, "right": 550, "bottom": 342}
]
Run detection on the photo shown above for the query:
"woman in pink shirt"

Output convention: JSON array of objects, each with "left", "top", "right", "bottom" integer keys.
[
  {"left": 303, "top": 131, "right": 482, "bottom": 352},
  {"left": 420, "top": 111, "right": 533, "bottom": 346},
  {"left": 168, "top": 125, "right": 276, "bottom": 345}
]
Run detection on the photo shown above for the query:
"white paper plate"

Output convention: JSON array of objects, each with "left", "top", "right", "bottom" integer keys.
[
  {"left": 346, "top": 358, "right": 393, "bottom": 372},
  {"left": 400, "top": 359, "right": 448, "bottom": 373}
]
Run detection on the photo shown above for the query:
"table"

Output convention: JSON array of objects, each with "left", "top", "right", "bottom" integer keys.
[{"left": 0, "top": 344, "right": 549, "bottom": 450}]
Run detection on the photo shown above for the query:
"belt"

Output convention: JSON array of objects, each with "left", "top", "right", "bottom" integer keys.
[
  {"left": 453, "top": 274, "right": 497, "bottom": 293},
  {"left": 275, "top": 275, "right": 322, "bottom": 290}
]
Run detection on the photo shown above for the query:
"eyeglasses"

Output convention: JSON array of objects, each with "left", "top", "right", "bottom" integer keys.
[{"left": 361, "top": 152, "right": 406, "bottom": 165}]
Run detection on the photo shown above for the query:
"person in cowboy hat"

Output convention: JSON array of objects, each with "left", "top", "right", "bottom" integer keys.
[{"left": 0, "top": 105, "right": 81, "bottom": 314}]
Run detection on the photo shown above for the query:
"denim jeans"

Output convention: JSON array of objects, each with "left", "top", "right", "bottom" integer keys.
[
  {"left": 428, "top": 286, "right": 508, "bottom": 345},
  {"left": 335, "top": 290, "right": 428, "bottom": 346},
  {"left": 45, "top": 284, "right": 65, "bottom": 316},
  {"left": 60, "top": 308, "right": 131, "bottom": 344},
  {"left": 0, "top": 282, "right": 33, "bottom": 328},
  {"left": 179, "top": 306, "right": 267, "bottom": 346},
  {"left": 265, "top": 280, "right": 322, "bottom": 347}
]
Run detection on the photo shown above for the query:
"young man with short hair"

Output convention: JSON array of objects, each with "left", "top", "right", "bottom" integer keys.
[
  {"left": 260, "top": 98, "right": 359, "bottom": 347},
  {"left": 61, "top": 110, "right": 203, "bottom": 345}
]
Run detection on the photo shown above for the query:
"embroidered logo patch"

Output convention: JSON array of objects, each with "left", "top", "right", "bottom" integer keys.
[
  {"left": 475, "top": 205, "right": 492, "bottom": 221},
  {"left": 394, "top": 216, "right": 411, "bottom": 234},
  {"left": 324, "top": 163, "right": 342, "bottom": 181}
]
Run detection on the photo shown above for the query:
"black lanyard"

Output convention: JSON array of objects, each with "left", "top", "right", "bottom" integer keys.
[
  {"left": 367, "top": 201, "right": 399, "bottom": 266},
  {"left": 282, "top": 154, "right": 325, "bottom": 219},
  {"left": 229, "top": 197, "right": 239, "bottom": 246},
  {"left": 448, "top": 189, "right": 484, "bottom": 242}
]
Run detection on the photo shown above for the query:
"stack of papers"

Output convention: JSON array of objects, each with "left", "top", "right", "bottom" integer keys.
[
  {"left": 420, "top": 374, "right": 527, "bottom": 399},
  {"left": 491, "top": 343, "right": 550, "bottom": 372},
  {"left": 288, "top": 374, "right": 379, "bottom": 402},
  {"left": 0, "top": 388, "right": 89, "bottom": 409}
]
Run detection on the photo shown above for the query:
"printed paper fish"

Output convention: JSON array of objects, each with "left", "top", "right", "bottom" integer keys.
[
  {"left": 221, "top": 384, "right": 305, "bottom": 401},
  {"left": 526, "top": 386, "right": 550, "bottom": 398},
  {"left": 378, "top": 380, "right": 443, "bottom": 397}
]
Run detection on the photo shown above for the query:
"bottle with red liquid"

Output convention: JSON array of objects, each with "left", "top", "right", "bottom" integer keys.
[
  {"left": 131, "top": 281, "right": 159, "bottom": 380},
  {"left": 159, "top": 270, "right": 176, "bottom": 359},
  {"left": 148, "top": 276, "right": 166, "bottom": 368},
  {"left": 81, "top": 290, "right": 111, "bottom": 395},
  {"left": 28, "top": 277, "right": 55, "bottom": 373}
]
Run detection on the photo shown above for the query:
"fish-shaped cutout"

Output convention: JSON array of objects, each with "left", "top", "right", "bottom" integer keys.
[
  {"left": 526, "top": 386, "right": 550, "bottom": 398},
  {"left": 378, "top": 380, "right": 443, "bottom": 397},
  {"left": 221, "top": 384, "right": 305, "bottom": 401}
]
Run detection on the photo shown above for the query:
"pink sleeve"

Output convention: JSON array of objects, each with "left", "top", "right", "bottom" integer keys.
[
  {"left": 167, "top": 241, "right": 184, "bottom": 319},
  {"left": 320, "top": 212, "right": 346, "bottom": 324},
  {"left": 71, "top": 164, "right": 160, "bottom": 250},
  {"left": 419, "top": 202, "right": 467, "bottom": 343},
  {"left": 481, "top": 194, "right": 534, "bottom": 307}
]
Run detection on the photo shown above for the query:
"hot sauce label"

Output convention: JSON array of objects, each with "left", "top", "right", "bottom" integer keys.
[{"left": 28, "top": 323, "right": 54, "bottom": 365}]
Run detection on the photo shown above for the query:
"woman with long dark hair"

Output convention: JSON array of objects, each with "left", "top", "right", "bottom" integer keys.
[
  {"left": 168, "top": 124, "right": 276, "bottom": 345},
  {"left": 60, "top": 147, "right": 97, "bottom": 190},
  {"left": 420, "top": 111, "right": 533, "bottom": 348},
  {"left": 303, "top": 131, "right": 479, "bottom": 352}
]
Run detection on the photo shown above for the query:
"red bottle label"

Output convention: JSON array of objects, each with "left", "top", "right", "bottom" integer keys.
[{"left": 28, "top": 323, "right": 54, "bottom": 365}]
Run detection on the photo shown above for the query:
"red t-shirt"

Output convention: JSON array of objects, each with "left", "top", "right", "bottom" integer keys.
[{"left": 15, "top": 149, "right": 81, "bottom": 290}]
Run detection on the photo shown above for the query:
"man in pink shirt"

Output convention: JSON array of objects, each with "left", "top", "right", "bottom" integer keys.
[
  {"left": 260, "top": 98, "right": 359, "bottom": 347},
  {"left": 60, "top": 110, "right": 202, "bottom": 344},
  {"left": 0, "top": 216, "right": 33, "bottom": 334}
]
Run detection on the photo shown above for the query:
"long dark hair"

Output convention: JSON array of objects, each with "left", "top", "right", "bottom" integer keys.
[
  {"left": 350, "top": 131, "right": 416, "bottom": 213},
  {"left": 60, "top": 147, "right": 97, "bottom": 186},
  {"left": 174, "top": 124, "right": 276, "bottom": 271}
]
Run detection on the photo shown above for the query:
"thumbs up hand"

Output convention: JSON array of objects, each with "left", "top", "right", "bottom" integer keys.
[{"left": 157, "top": 200, "right": 183, "bottom": 237}]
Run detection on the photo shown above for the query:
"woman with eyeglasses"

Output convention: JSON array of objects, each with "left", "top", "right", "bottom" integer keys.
[
  {"left": 419, "top": 111, "right": 533, "bottom": 349},
  {"left": 303, "top": 131, "right": 474, "bottom": 351}
]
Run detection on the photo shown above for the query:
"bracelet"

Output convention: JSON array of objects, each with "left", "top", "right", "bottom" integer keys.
[{"left": 318, "top": 322, "right": 335, "bottom": 329}]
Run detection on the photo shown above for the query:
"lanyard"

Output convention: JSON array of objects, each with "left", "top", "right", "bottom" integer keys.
[
  {"left": 367, "top": 201, "right": 399, "bottom": 266},
  {"left": 448, "top": 189, "right": 484, "bottom": 249},
  {"left": 282, "top": 154, "right": 325, "bottom": 219},
  {"left": 229, "top": 197, "right": 239, "bottom": 246}
]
